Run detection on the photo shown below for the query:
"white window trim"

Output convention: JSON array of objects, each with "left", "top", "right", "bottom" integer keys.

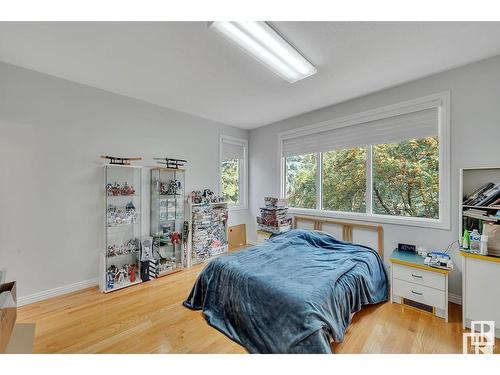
[
  {"left": 219, "top": 134, "right": 248, "bottom": 211},
  {"left": 279, "top": 91, "right": 451, "bottom": 230}
]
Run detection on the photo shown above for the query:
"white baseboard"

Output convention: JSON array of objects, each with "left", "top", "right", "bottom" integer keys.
[
  {"left": 448, "top": 292, "right": 462, "bottom": 305},
  {"left": 18, "top": 278, "right": 99, "bottom": 307}
]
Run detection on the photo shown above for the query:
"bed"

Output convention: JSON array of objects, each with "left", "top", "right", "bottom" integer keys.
[{"left": 183, "top": 222, "right": 388, "bottom": 354}]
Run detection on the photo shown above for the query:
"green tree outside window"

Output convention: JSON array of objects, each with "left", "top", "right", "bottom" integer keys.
[
  {"left": 284, "top": 137, "right": 439, "bottom": 219},
  {"left": 221, "top": 158, "right": 240, "bottom": 204}
]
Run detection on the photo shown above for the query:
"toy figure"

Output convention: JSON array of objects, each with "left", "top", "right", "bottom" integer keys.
[
  {"left": 202, "top": 189, "right": 214, "bottom": 203},
  {"left": 128, "top": 264, "right": 138, "bottom": 282},
  {"left": 116, "top": 266, "right": 127, "bottom": 284},
  {"left": 107, "top": 244, "right": 118, "bottom": 257},
  {"left": 106, "top": 270, "right": 114, "bottom": 289},
  {"left": 121, "top": 182, "right": 135, "bottom": 196},
  {"left": 125, "top": 238, "right": 139, "bottom": 253},
  {"left": 125, "top": 202, "right": 138, "bottom": 224},
  {"left": 190, "top": 190, "right": 202, "bottom": 204},
  {"left": 170, "top": 231, "right": 181, "bottom": 245},
  {"left": 165, "top": 179, "right": 182, "bottom": 195},
  {"left": 110, "top": 182, "right": 121, "bottom": 196},
  {"left": 107, "top": 265, "right": 117, "bottom": 289}
]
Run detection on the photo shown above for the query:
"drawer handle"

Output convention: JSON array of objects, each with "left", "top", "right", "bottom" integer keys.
[
  {"left": 411, "top": 274, "right": 423, "bottom": 279},
  {"left": 411, "top": 290, "right": 423, "bottom": 296}
]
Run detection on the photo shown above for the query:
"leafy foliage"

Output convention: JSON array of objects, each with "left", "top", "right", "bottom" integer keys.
[
  {"left": 322, "top": 148, "right": 366, "bottom": 212},
  {"left": 373, "top": 137, "right": 439, "bottom": 218},
  {"left": 221, "top": 158, "right": 240, "bottom": 204},
  {"left": 285, "top": 154, "right": 317, "bottom": 209},
  {"left": 284, "top": 137, "right": 439, "bottom": 219}
]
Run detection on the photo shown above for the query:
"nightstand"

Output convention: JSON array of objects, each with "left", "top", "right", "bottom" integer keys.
[{"left": 390, "top": 249, "right": 451, "bottom": 322}]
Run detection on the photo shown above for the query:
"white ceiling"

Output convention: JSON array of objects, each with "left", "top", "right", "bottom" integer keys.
[{"left": 1, "top": 22, "right": 500, "bottom": 129}]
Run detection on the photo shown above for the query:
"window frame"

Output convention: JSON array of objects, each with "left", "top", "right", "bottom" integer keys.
[
  {"left": 219, "top": 134, "right": 248, "bottom": 211},
  {"left": 279, "top": 92, "right": 450, "bottom": 229}
]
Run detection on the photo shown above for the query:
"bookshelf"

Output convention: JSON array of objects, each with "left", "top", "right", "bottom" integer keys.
[
  {"left": 460, "top": 167, "right": 500, "bottom": 339},
  {"left": 186, "top": 201, "right": 229, "bottom": 267},
  {"left": 459, "top": 167, "right": 500, "bottom": 255}
]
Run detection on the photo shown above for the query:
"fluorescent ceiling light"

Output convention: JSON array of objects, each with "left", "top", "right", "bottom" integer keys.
[{"left": 210, "top": 21, "right": 317, "bottom": 83}]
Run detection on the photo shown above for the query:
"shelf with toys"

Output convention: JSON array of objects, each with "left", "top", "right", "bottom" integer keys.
[
  {"left": 186, "top": 189, "right": 229, "bottom": 267},
  {"left": 101, "top": 163, "right": 143, "bottom": 293},
  {"left": 150, "top": 167, "right": 186, "bottom": 276}
]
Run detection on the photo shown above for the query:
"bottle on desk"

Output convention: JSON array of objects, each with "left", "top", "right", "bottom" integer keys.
[
  {"left": 462, "top": 229, "right": 470, "bottom": 250},
  {"left": 470, "top": 229, "right": 481, "bottom": 253},
  {"left": 480, "top": 235, "right": 489, "bottom": 255}
]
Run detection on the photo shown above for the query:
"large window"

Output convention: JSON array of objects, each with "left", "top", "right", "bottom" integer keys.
[
  {"left": 220, "top": 135, "right": 248, "bottom": 209},
  {"left": 280, "top": 93, "right": 450, "bottom": 228}
]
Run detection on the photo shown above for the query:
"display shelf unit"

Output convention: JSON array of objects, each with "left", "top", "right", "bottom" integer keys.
[
  {"left": 150, "top": 167, "right": 185, "bottom": 276},
  {"left": 186, "top": 201, "right": 229, "bottom": 268},
  {"left": 459, "top": 167, "right": 500, "bottom": 253},
  {"left": 460, "top": 167, "right": 500, "bottom": 338},
  {"left": 100, "top": 164, "right": 142, "bottom": 293}
]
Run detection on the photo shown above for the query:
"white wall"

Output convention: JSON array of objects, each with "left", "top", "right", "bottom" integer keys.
[
  {"left": 0, "top": 62, "right": 249, "bottom": 301},
  {"left": 249, "top": 54, "right": 500, "bottom": 297}
]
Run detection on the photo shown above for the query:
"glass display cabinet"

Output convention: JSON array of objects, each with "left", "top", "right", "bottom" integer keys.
[
  {"left": 101, "top": 164, "right": 142, "bottom": 293},
  {"left": 150, "top": 168, "right": 185, "bottom": 276}
]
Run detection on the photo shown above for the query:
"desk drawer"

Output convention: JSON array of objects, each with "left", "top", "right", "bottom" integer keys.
[
  {"left": 393, "top": 264, "right": 445, "bottom": 291},
  {"left": 393, "top": 279, "right": 446, "bottom": 310}
]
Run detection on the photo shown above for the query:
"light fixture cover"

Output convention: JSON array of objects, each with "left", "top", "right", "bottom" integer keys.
[{"left": 210, "top": 21, "right": 317, "bottom": 83}]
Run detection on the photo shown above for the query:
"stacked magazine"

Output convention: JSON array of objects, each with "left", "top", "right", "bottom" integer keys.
[{"left": 257, "top": 197, "right": 292, "bottom": 234}]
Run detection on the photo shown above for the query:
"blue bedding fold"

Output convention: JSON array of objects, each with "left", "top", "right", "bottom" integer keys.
[{"left": 183, "top": 229, "right": 388, "bottom": 354}]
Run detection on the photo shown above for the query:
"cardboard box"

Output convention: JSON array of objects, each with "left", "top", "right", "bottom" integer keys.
[{"left": 0, "top": 281, "right": 17, "bottom": 353}]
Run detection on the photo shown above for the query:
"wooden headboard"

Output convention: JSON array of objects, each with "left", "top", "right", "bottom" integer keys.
[{"left": 293, "top": 215, "right": 384, "bottom": 257}]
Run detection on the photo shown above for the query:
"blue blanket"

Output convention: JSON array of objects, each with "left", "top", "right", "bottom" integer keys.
[{"left": 183, "top": 229, "right": 388, "bottom": 354}]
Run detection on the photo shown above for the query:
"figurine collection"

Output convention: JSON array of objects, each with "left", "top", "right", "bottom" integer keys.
[
  {"left": 158, "top": 258, "right": 177, "bottom": 273},
  {"left": 107, "top": 202, "right": 138, "bottom": 226},
  {"left": 106, "top": 263, "right": 139, "bottom": 289},
  {"left": 103, "top": 158, "right": 192, "bottom": 292},
  {"left": 190, "top": 189, "right": 224, "bottom": 204},
  {"left": 152, "top": 226, "right": 182, "bottom": 274},
  {"left": 107, "top": 181, "right": 136, "bottom": 196},
  {"left": 160, "top": 179, "right": 182, "bottom": 196},
  {"left": 107, "top": 238, "right": 140, "bottom": 257}
]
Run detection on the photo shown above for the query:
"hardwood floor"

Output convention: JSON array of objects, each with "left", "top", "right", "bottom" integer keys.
[{"left": 17, "top": 262, "right": 499, "bottom": 354}]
